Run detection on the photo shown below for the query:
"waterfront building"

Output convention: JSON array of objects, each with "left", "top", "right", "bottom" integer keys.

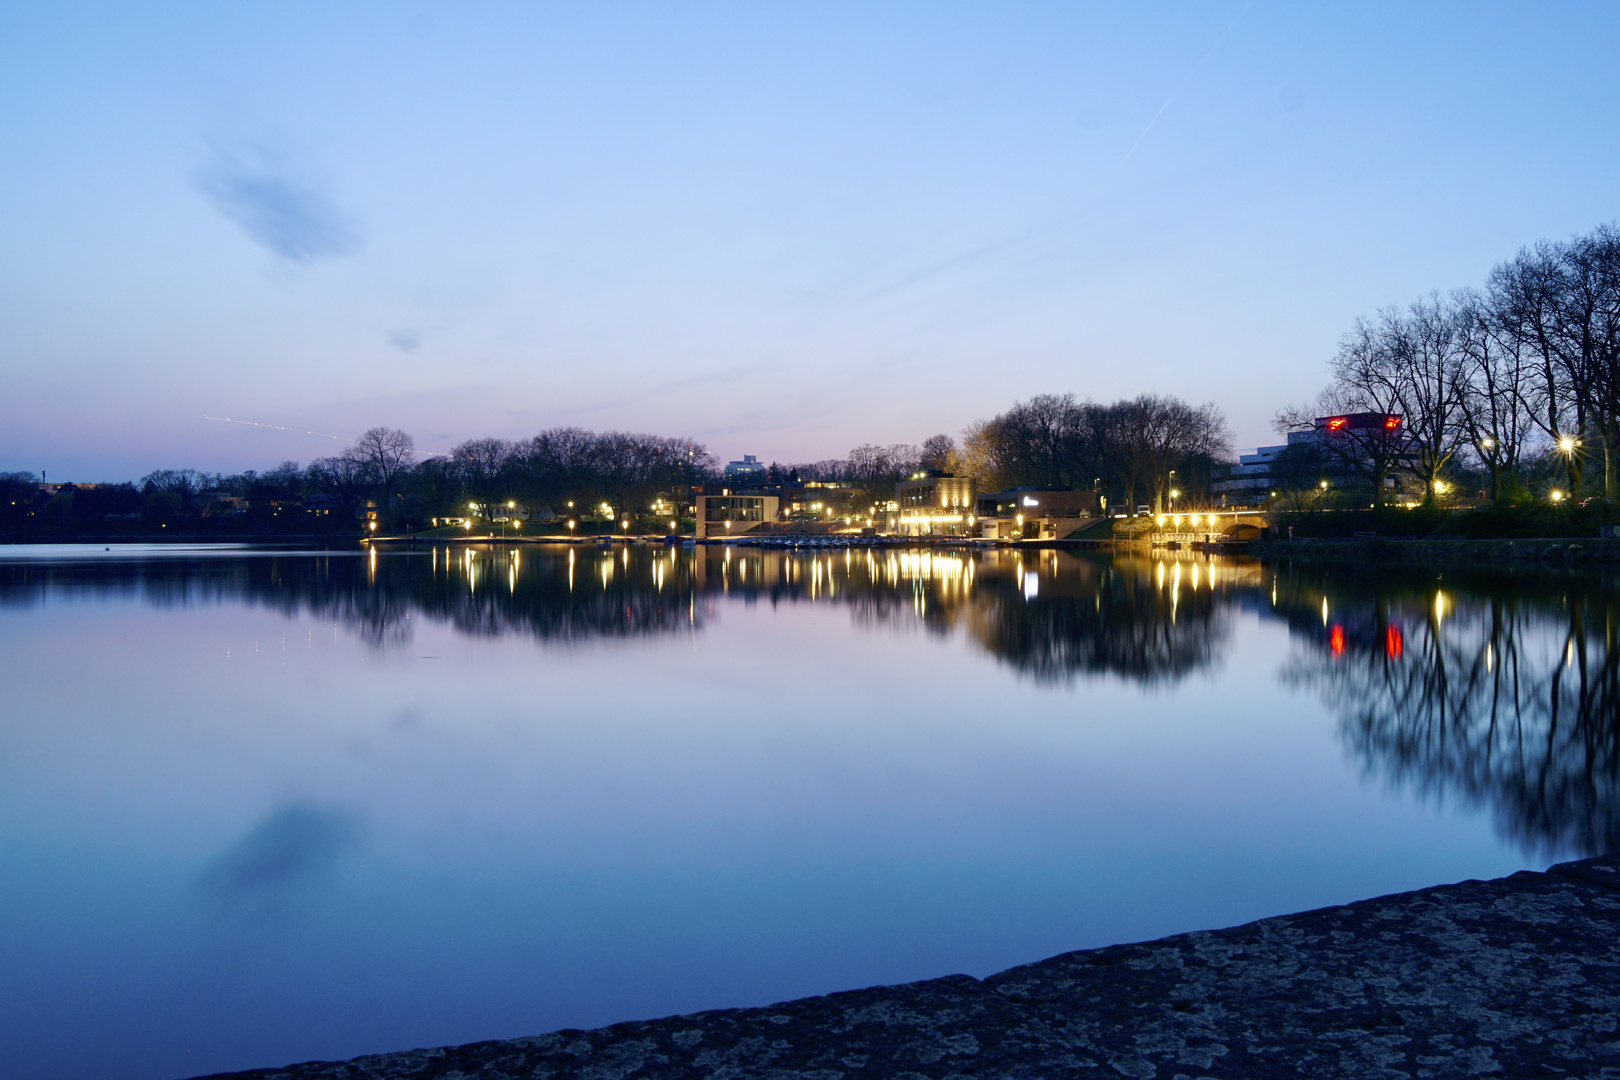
[
  {"left": 974, "top": 487, "right": 1100, "bottom": 539},
  {"left": 894, "top": 472, "right": 976, "bottom": 537},
  {"left": 694, "top": 488, "right": 781, "bottom": 539}
]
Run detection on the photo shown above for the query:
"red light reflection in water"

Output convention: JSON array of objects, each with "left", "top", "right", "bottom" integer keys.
[
  {"left": 1385, "top": 626, "right": 1403, "bottom": 659},
  {"left": 1329, "top": 625, "right": 1345, "bottom": 657}
]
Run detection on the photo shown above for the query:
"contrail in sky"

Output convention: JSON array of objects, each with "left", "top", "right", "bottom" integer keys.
[
  {"left": 1120, "top": 2, "right": 1251, "bottom": 166},
  {"left": 862, "top": 2, "right": 1252, "bottom": 303},
  {"left": 205, "top": 415, "right": 353, "bottom": 442},
  {"left": 205, "top": 415, "right": 445, "bottom": 458}
]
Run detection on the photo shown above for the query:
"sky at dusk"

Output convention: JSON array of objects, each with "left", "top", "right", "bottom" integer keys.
[{"left": 4, "top": 2, "right": 1619, "bottom": 480}]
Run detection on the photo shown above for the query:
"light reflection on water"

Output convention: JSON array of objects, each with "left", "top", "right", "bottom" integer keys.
[{"left": 0, "top": 543, "right": 1616, "bottom": 1079}]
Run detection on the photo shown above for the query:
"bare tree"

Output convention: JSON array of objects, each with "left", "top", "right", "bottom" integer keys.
[
  {"left": 847, "top": 443, "right": 920, "bottom": 511},
  {"left": 1387, "top": 294, "right": 1468, "bottom": 502},
  {"left": 1454, "top": 288, "right": 1535, "bottom": 501},
  {"left": 352, "top": 427, "right": 416, "bottom": 496},
  {"left": 919, "top": 433, "right": 956, "bottom": 473},
  {"left": 1489, "top": 240, "right": 1585, "bottom": 494},
  {"left": 1284, "top": 316, "right": 1417, "bottom": 506},
  {"left": 307, "top": 453, "right": 370, "bottom": 512},
  {"left": 1111, "top": 395, "right": 1230, "bottom": 513},
  {"left": 1558, "top": 225, "right": 1620, "bottom": 498},
  {"left": 451, "top": 437, "right": 516, "bottom": 516}
]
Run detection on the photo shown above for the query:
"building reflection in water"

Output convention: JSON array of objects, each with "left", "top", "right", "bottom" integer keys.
[{"left": 3, "top": 544, "right": 1616, "bottom": 856}]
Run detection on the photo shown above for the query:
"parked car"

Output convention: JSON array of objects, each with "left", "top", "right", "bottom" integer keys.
[{"left": 1135, "top": 505, "right": 1151, "bottom": 516}]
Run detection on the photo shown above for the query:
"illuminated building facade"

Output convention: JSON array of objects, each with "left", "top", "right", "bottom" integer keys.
[
  {"left": 894, "top": 472, "right": 976, "bottom": 536},
  {"left": 694, "top": 490, "right": 781, "bottom": 539}
]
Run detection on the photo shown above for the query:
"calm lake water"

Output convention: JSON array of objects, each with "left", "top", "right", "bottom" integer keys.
[{"left": 2, "top": 542, "right": 1616, "bottom": 1079}]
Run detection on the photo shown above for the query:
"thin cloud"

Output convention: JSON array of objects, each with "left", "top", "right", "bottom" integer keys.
[
  {"left": 388, "top": 329, "right": 422, "bottom": 353},
  {"left": 197, "top": 144, "right": 360, "bottom": 263}
]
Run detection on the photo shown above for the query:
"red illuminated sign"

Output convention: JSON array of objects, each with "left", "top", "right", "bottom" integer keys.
[
  {"left": 1384, "top": 415, "right": 1401, "bottom": 430},
  {"left": 1326, "top": 416, "right": 1348, "bottom": 432}
]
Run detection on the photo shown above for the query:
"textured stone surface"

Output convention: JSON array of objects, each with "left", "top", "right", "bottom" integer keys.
[{"left": 199, "top": 860, "right": 1620, "bottom": 1080}]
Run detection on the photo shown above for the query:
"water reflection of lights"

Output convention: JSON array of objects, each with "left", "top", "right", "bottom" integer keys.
[{"left": 896, "top": 552, "right": 966, "bottom": 579}]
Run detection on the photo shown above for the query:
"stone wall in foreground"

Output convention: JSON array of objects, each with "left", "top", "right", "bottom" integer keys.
[{"left": 201, "top": 855, "right": 1620, "bottom": 1079}]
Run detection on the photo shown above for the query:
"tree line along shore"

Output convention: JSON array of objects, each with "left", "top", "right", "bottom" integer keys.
[{"left": 8, "top": 222, "right": 1620, "bottom": 544}]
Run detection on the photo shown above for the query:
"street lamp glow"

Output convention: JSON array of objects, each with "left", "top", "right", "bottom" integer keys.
[{"left": 1559, "top": 435, "right": 1577, "bottom": 453}]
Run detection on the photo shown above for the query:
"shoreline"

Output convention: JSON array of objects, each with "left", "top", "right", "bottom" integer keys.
[{"left": 199, "top": 854, "right": 1620, "bottom": 1079}]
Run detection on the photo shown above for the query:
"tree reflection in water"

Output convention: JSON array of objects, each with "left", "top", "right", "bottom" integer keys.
[
  {"left": 7, "top": 544, "right": 1618, "bottom": 855},
  {"left": 0, "top": 546, "right": 709, "bottom": 648},
  {"left": 1276, "top": 565, "right": 1620, "bottom": 858},
  {"left": 0, "top": 545, "right": 1237, "bottom": 684},
  {"left": 959, "top": 553, "right": 1229, "bottom": 685}
]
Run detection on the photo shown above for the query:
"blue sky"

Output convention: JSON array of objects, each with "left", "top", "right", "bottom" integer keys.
[{"left": 3, "top": 2, "right": 1618, "bottom": 478}]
